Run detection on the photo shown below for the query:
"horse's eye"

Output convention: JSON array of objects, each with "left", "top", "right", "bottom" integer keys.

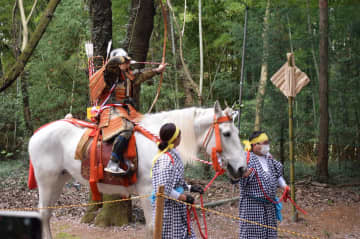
[{"left": 223, "top": 131, "right": 231, "bottom": 137}]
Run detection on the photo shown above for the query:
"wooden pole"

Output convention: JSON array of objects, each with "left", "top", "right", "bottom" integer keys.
[
  {"left": 287, "top": 54, "right": 298, "bottom": 222},
  {"left": 153, "top": 185, "right": 165, "bottom": 239},
  {"left": 288, "top": 96, "right": 298, "bottom": 222},
  {"left": 238, "top": 4, "right": 248, "bottom": 131},
  {"left": 272, "top": 53, "right": 310, "bottom": 221}
]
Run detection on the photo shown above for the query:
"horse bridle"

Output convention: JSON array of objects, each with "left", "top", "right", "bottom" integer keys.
[{"left": 202, "top": 114, "right": 232, "bottom": 174}]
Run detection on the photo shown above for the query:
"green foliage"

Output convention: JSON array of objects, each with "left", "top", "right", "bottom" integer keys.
[
  {"left": 54, "top": 232, "right": 80, "bottom": 239},
  {"left": 27, "top": 0, "right": 90, "bottom": 127},
  {"left": 283, "top": 159, "right": 360, "bottom": 184},
  {"left": 0, "top": 159, "right": 26, "bottom": 179}
]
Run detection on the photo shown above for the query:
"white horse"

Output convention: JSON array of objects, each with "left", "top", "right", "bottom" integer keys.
[{"left": 28, "top": 101, "right": 247, "bottom": 239}]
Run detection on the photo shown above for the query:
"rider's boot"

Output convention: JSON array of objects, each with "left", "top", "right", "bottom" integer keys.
[{"left": 104, "top": 153, "right": 126, "bottom": 174}]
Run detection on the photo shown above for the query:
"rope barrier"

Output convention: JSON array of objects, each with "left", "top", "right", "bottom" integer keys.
[
  {"left": 0, "top": 194, "right": 151, "bottom": 212},
  {"left": 0, "top": 193, "right": 320, "bottom": 239},
  {"left": 158, "top": 193, "right": 320, "bottom": 239}
]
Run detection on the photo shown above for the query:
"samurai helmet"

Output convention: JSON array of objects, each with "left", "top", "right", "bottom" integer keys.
[{"left": 110, "top": 48, "right": 131, "bottom": 61}]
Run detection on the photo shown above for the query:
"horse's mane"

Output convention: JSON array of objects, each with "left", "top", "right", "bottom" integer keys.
[{"left": 140, "top": 107, "right": 213, "bottom": 164}]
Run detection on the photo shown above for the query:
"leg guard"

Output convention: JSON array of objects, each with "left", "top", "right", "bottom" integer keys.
[{"left": 112, "top": 135, "right": 129, "bottom": 163}]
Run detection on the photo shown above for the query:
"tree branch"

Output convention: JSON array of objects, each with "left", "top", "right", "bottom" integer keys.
[
  {"left": 26, "top": 0, "right": 38, "bottom": 24},
  {"left": 0, "top": 0, "right": 62, "bottom": 92},
  {"left": 18, "top": 0, "right": 29, "bottom": 51},
  {"left": 166, "top": 0, "right": 201, "bottom": 103}
]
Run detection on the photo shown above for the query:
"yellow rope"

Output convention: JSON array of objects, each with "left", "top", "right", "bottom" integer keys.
[
  {"left": 0, "top": 194, "right": 151, "bottom": 212},
  {"left": 159, "top": 193, "right": 320, "bottom": 239},
  {"left": 0, "top": 193, "right": 320, "bottom": 239}
]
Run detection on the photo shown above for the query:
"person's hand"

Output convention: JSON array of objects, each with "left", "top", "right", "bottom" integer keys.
[
  {"left": 242, "top": 168, "right": 253, "bottom": 178},
  {"left": 283, "top": 185, "right": 290, "bottom": 202},
  {"left": 184, "top": 194, "right": 195, "bottom": 204},
  {"left": 284, "top": 185, "right": 290, "bottom": 196},
  {"left": 190, "top": 185, "right": 204, "bottom": 194},
  {"left": 155, "top": 63, "right": 167, "bottom": 73}
]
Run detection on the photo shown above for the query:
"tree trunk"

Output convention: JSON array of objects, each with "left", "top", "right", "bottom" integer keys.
[
  {"left": 316, "top": 0, "right": 329, "bottom": 182},
  {"left": 254, "top": 0, "right": 270, "bottom": 131},
  {"left": 0, "top": 0, "right": 62, "bottom": 92},
  {"left": 306, "top": 0, "right": 320, "bottom": 131},
  {"left": 90, "top": 0, "right": 112, "bottom": 60},
  {"left": 170, "top": 12, "right": 179, "bottom": 108},
  {"left": 198, "top": 0, "right": 203, "bottom": 105},
  {"left": 20, "top": 74, "right": 33, "bottom": 133},
  {"left": 123, "top": 0, "right": 155, "bottom": 109}
]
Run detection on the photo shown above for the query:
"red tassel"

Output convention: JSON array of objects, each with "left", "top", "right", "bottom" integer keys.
[
  {"left": 89, "top": 180, "right": 101, "bottom": 201},
  {"left": 90, "top": 129, "right": 101, "bottom": 201},
  {"left": 28, "top": 160, "right": 37, "bottom": 189},
  {"left": 98, "top": 163, "right": 104, "bottom": 180}
]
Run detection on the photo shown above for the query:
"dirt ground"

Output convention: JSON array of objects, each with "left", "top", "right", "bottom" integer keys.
[{"left": 1, "top": 171, "right": 360, "bottom": 239}]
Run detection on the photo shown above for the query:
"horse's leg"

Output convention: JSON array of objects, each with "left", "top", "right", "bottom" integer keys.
[
  {"left": 136, "top": 180, "right": 154, "bottom": 237},
  {"left": 140, "top": 197, "right": 153, "bottom": 235},
  {"left": 37, "top": 169, "right": 71, "bottom": 239}
]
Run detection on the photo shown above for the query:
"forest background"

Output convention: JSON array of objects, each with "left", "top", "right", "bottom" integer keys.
[{"left": 0, "top": 0, "right": 359, "bottom": 184}]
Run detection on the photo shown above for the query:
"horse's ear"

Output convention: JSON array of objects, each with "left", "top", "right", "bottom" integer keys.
[{"left": 214, "top": 100, "right": 222, "bottom": 116}]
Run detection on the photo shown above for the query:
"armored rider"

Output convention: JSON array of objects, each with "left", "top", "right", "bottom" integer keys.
[{"left": 89, "top": 49, "right": 166, "bottom": 174}]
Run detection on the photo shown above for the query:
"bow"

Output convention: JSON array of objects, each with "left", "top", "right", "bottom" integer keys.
[{"left": 148, "top": 0, "right": 168, "bottom": 113}]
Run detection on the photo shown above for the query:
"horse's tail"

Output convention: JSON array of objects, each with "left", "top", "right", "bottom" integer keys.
[{"left": 28, "top": 159, "right": 37, "bottom": 189}]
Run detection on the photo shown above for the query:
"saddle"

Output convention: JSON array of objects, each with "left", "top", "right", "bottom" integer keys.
[
  {"left": 76, "top": 128, "right": 138, "bottom": 186},
  {"left": 72, "top": 105, "right": 143, "bottom": 201}
]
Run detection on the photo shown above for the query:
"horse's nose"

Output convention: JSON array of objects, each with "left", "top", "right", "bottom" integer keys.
[
  {"left": 239, "top": 166, "right": 247, "bottom": 177},
  {"left": 227, "top": 164, "right": 246, "bottom": 179}
]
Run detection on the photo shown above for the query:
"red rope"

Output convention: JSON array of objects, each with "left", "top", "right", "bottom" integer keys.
[
  {"left": 187, "top": 195, "right": 208, "bottom": 239},
  {"left": 204, "top": 170, "right": 224, "bottom": 192},
  {"left": 246, "top": 150, "right": 307, "bottom": 215},
  {"left": 186, "top": 170, "right": 225, "bottom": 239},
  {"left": 252, "top": 168, "right": 307, "bottom": 215}
]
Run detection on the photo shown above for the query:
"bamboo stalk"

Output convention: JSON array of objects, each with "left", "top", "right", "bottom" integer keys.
[{"left": 288, "top": 96, "right": 298, "bottom": 222}]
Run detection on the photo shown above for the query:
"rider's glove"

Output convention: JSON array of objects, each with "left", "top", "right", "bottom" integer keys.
[
  {"left": 190, "top": 184, "right": 204, "bottom": 194},
  {"left": 184, "top": 194, "right": 195, "bottom": 204}
]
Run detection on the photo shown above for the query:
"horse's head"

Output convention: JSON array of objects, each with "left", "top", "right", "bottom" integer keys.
[
  {"left": 214, "top": 102, "right": 247, "bottom": 180},
  {"left": 195, "top": 101, "right": 247, "bottom": 180}
]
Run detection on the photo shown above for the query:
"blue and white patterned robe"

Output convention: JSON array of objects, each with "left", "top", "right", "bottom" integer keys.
[
  {"left": 152, "top": 149, "right": 196, "bottom": 239},
  {"left": 238, "top": 152, "right": 283, "bottom": 239}
]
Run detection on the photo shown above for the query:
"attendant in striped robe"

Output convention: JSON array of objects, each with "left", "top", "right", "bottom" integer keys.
[
  {"left": 152, "top": 123, "right": 204, "bottom": 239},
  {"left": 237, "top": 131, "right": 289, "bottom": 239}
]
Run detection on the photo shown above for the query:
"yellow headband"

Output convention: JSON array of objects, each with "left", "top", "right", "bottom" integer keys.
[
  {"left": 150, "top": 127, "right": 180, "bottom": 177},
  {"left": 242, "top": 133, "right": 269, "bottom": 151},
  {"left": 168, "top": 127, "right": 180, "bottom": 145}
]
